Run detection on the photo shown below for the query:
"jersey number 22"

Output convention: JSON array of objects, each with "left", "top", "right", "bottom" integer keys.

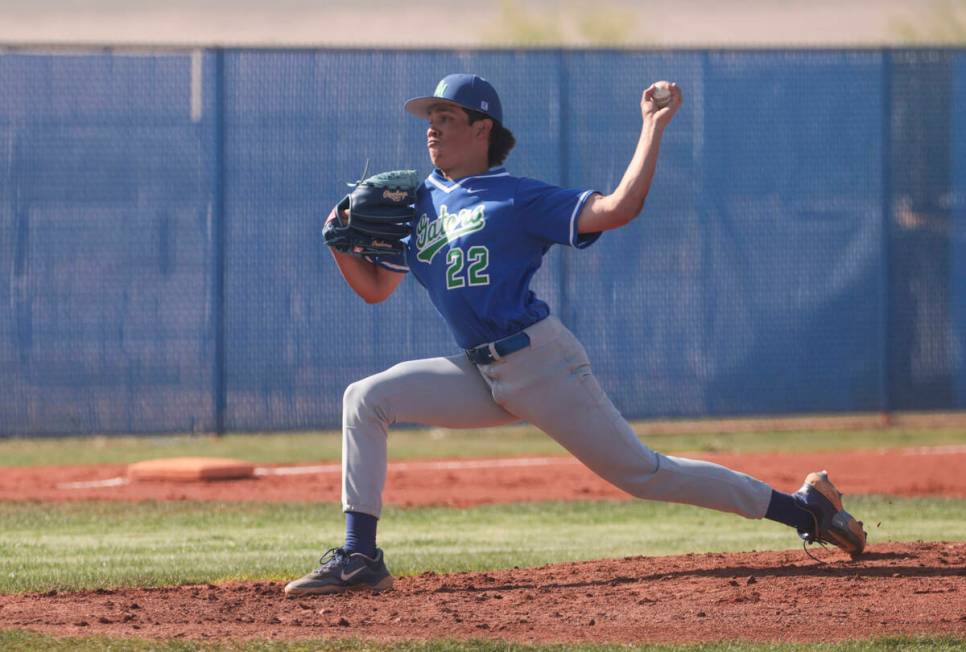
[{"left": 446, "top": 246, "right": 490, "bottom": 289}]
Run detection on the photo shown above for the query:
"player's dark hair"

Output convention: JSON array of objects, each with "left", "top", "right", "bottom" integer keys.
[{"left": 464, "top": 109, "right": 516, "bottom": 166}]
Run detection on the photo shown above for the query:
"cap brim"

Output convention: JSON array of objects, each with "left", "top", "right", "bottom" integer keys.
[{"left": 404, "top": 96, "right": 472, "bottom": 119}]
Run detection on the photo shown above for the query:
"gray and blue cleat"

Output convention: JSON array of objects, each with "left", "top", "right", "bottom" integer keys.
[
  {"left": 284, "top": 547, "right": 394, "bottom": 595},
  {"left": 793, "top": 471, "right": 867, "bottom": 556}
]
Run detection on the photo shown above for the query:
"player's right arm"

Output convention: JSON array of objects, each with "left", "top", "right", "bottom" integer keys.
[
  {"left": 577, "top": 82, "right": 682, "bottom": 234},
  {"left": 326, "top": 207, "right": 406, "bottom": 303}
]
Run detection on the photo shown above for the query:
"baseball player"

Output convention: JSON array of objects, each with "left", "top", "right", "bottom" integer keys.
[{"left": 284, "top": 74, "right": 867, "bottom": 595}]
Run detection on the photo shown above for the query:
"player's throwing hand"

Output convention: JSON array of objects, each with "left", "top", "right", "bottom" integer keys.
[{"left": 642, "top": 81, "right": 682, "bottom": 126}]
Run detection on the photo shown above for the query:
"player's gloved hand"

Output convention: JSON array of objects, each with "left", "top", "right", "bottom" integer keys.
[{"left": 322, "top": 169, "right": 419, "bottom": 259}]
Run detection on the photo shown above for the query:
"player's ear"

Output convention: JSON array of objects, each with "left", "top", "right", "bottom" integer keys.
[{"left": 476, "top": 118, "right": 493, "bottom": 139}]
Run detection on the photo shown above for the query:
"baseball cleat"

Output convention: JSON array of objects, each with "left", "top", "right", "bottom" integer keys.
[
  {"left": 283, "top": 547, "right": 393, "bottom": 596},
  {"left": 793, "top": 471, "right": 867, "bottom": 556}
]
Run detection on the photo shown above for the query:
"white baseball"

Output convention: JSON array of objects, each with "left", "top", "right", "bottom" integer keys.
[{"left": 652, "top": 81, "right": 672, "bottom": 108}]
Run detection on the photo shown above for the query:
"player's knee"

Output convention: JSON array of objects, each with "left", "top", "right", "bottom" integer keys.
[
  {"left": 342, "top": 379, "right": 369, "bottom": 415},
  {"left": 343, "top": 377, "right": 390, "bottom": 424}
]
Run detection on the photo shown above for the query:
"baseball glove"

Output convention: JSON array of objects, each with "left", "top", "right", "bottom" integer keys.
[{"left": 323, "top": 169, "right": 419, "bottom": 258}]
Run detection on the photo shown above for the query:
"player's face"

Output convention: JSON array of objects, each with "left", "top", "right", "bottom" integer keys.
[{"left": 426, "top": 104, "right": 485, "bottom": 172}]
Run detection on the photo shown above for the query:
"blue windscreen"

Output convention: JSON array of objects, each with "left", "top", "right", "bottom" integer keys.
[{"left": 1, "top": 48, "right": 963, "bottom": 436}]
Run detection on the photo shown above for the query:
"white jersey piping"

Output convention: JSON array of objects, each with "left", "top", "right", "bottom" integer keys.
[
  {"left": 426, "top": 167, "right": 510, "bottom": 194},
  {"left": 569, "top": 189, "right": 596, "bottom": 247}
]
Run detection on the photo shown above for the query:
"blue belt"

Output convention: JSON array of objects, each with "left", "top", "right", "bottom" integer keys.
[{"left": 464, "top": 331, "right": 531, "bottom": 365}]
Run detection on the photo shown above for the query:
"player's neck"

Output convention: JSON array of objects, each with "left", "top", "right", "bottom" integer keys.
[{"left": 439, "top": 158, "right": 491, "bottom": 181}]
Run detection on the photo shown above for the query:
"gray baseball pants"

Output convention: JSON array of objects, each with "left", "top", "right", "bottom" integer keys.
[{"left": 342, "top": 315, "right": 773, "bottom": 519}]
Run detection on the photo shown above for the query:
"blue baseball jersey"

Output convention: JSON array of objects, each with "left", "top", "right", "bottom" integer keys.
[{"left": 373, "top": 167, "right": 601, "bottom": 349}]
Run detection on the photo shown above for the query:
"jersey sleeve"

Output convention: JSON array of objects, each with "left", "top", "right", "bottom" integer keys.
[
  {"left": 364, "top": 251, "right": 409, "bottom": 274},
  {"left": 515, "top": 177, "right": 602, "bottom": 249}
]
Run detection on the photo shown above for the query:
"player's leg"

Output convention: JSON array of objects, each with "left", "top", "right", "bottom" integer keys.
[
  {"left": 477, "top": 316, "right": 865, "bottom": 553},
  {"left": 477, "top": 317, "right": 771, "bottom": 516},
  {"left": 340, "top": 352, "right": 517, "bottom": 518},
  {"left": 284, "top": 353, "right": 516, "bottom": 596}
]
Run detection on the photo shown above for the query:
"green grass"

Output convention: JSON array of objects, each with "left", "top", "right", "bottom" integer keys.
[
  {"left": 3, "top": 429, "right": 964, "bottom": 651},
  {"left": 1, "top": 496, "right": 963, "bottom": 594},
  {"left": 1, "top": 631, "right": 964, "bottom": 651},
  {"left": 1, "top": 425, "right": 964, "bottom": 468}
]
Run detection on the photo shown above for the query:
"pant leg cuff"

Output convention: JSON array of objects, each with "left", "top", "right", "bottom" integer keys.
[{"left": 342, "top": 503, "right": 382, "bottom": 519}]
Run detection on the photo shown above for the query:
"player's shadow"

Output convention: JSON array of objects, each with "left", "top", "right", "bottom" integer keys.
[
  {"left": 623, "top": 561, "right": 964, "bottom": 582},
  {"left": 429, "top": 551, "right": 963, "bottom": 594}
]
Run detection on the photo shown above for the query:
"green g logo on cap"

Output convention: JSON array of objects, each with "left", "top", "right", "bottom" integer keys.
[{"left": 434, "top": 80, "right": 448, "bottom": 97}]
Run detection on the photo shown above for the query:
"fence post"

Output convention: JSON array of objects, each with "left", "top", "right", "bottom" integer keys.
[
  {"left": 556, "top": 49, "right": 572, "bottom": 331},
  {"left": 879, "top": 48, "right": 893, "bottom": 423},
  {"left": 212, "top": 48, "right": 227, "bottom": 437}
]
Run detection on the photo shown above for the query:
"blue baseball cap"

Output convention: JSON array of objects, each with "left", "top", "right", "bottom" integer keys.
[{"left": 404, "top": 73, "right": 504, "bottom": 125}]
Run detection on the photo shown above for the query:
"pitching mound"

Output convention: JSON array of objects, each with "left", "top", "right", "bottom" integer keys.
[{"left": 3, "top": 542, "right": 964, "bottom": 644}]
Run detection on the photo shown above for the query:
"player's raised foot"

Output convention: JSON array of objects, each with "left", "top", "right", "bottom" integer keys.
[
  {"left": 793, "top": 471, "right": 867, "bottom": 556},
  {"left": 284, "top": 547, "right": 393, "bottom": 596}
]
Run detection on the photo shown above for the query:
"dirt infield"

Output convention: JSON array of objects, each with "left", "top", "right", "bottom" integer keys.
[
  {"left": 3, "top": 447, "right": 965, "bottom": 644},
  {"left": 3, "top": 446, "right": 965, "bottom": 505},
  {"left": 2, "top": 542, "right": 964, "bottom": 644}
]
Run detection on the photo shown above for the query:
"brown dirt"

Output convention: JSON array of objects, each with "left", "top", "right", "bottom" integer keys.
[
  {"left": 2, "top": 542, "right": 964, "bottom": 644},
  {"left": 3, "top": 448, "right": 965, "bottom": 644},
  {"left": 2, "top": 447, "right": 964, "bottom": 505}
]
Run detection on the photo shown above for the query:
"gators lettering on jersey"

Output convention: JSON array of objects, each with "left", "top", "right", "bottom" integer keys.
[{"left": 373, "top": 167, "right": 601, "bottom": 349}]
